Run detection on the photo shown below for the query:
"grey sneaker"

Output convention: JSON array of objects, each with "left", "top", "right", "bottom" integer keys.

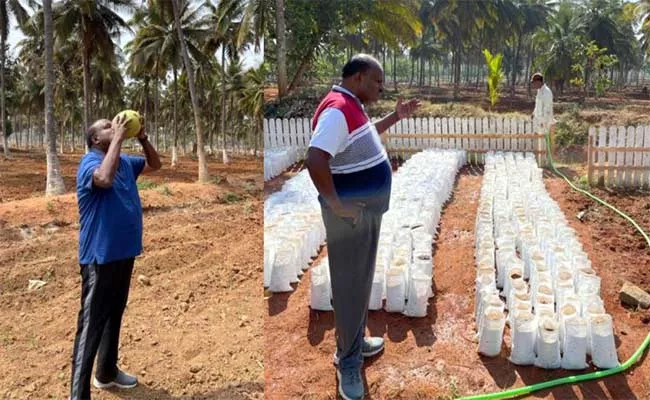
[
  {"left": 336, "top": 367, "right": 364, "bottom": 400},
  {"left": 93, "top": 369, "right": 137, "bottom": 389},
  {"left": 333, "top": 337, "right": 384, "bottom": 365}
]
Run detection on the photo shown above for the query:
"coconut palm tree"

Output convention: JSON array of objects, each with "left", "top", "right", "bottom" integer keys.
[
  {"left": 53, "top": 0, "right": 134, "bottom": 135},
  {"left": 128, "top": 0, "right": 209, "bottom": 166},
  {"left": 274, "top": 0, "right": 287, "bottom": 99},
  {"left": 171, "top": 0, "right": 209, "bottom": 182},
  {"left": 239, "top": 64, "right": 265, "bottom": 156},
  {"left": 205, "top": 0, "right": 250, "bottom": 164},
  {"left": 1, "top": 0, "right": 32, "bottom": 157}
]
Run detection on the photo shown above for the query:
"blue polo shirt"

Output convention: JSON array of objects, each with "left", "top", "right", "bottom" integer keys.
[{"left": 77, "top": 149, "right": 146, "bottom": 265}]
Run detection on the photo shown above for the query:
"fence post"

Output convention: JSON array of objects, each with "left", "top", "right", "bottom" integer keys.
[{"left": 587, "top": 131, "right": 594, "bottom": 185}]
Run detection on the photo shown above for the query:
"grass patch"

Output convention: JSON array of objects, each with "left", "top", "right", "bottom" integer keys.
[
  {"left": 214, "top": 175, "right": 223, "bottom": 185},
  {"left": 436, "top": 378, "right": 460, "bottom": 400},
  {"left": 46, "top": 201, "right": 56, "bottom": 214},
  {"left": 156, "top": 184, "right": 172, "bottom": 196},
  {"left": 243, "top": 202, "right": 254, "bottom": 214},
  {"left": 221, "top": 192, "right": 243, "bottom": 204},
  {"left": 573, "top": 174, "right": 590, "bottom": 191},
  {"left": 243, "top": 182, "right": 259, "bottom": 195},
  {"left": 137, "top": 178, "right": 158, "bottom": 190}
]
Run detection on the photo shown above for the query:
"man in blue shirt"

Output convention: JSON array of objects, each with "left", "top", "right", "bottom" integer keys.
[{"left": 70, "top": 114, "right": 161, "bottom": 400}]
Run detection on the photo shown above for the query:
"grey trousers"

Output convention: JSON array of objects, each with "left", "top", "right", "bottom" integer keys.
[{"left": 321, "top": 204, "right": 382, "bottom": 370}]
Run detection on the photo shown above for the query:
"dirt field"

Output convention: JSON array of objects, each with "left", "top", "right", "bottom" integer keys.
[
  {"left": 0, "top": 150, "right": 264, "bottom": 399},
  {"left": 264, "top": 163, "right": 650, "bottom": 399}
]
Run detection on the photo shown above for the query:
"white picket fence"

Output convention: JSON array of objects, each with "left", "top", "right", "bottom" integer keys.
[
  {"left": 264, "top": 116, "right": 547, "bottom": 166},
  {"left": 588, "top": 125, "right": 650, "bottom": 188},
  {"left": 263, "top": 117, "right": 650, "bottom": 188}
]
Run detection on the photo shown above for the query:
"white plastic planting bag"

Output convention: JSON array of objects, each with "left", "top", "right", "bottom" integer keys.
[
  {"left": 385, "top": 267, "right": 406, "bottom": 313},
  {"left": 412, "top": 250, "right": 433, "bottom": 278},
  {"left": 310, "top": 260, "right": 333, "bottom": 311},
  {"left": 263, "top": 247, "right": 273, "bottom": 288},
  {"left": 590, "top": 314, "right": 619, "bottom": 369},
  {"left": 579, "top": 293, "right": 604, "bottom": 318},
  {"left": 412, "top": 231, "right": 433, "bottom": 253},
  {"left": 559, "top": 304, "right": 578, "bottom": 351},
  {"left": 475, "top": 282, "right": 498, "bottom": 323},
  {"left": 508, "top": 292, "right": 532, "bottom": 326},
  {"left": 268, "top": 246, "right": 294, "bottom": 292},
  {"left": 478, "top": 307, "right": 506, "bottom": 357},
  {"left": 584, "top": 302, "right": 606, "bottom": 356},
  {"left": 368, "top": 268, "right": 384, "bottom": 311},
  {"left": 531, "top": 269, "right": 552, "bottom": 304},
  {"left": 496, "top": 249, "right": 515, "bottom": 289},
  {"left": 507, "top": 279, "right": 528, "bottom": 311},
  {"left": 534, "top": 317, "right": 561, "bottom": 369},
  {"left": 404, "top": 272, "right": 430, "bottom": 317},
  {"left": 504, "top": 267, "right": 524, "bottom": 303},
  {"left": 509, "top": 310, "right": 536, "bottom": 365},
  {"left": 561, "top": 316, "right": 588, "bottom": 370},
  {"left": 286, "top": 236, "right": 308, "bottom": 277},
  {"left": 577, "top": 273, "right": 601, "bottom": 297},
  {"left": 477, "top": 294, "right": 504, "bottom": 339},
  {"left": 527, "top": 249, "right": 545, "bottom": 283}
]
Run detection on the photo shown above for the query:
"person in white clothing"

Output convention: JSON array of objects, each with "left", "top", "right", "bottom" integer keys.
[{"left": 531, "top": 72, "right": 556, "bottom": 154}]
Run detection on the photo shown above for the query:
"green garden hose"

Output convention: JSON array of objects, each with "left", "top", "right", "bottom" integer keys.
[{"left": 459, "top": 133, "right": 650, "bottom": 400}]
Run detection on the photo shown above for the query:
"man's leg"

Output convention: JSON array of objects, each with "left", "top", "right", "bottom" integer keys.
[
  {"left": 322, "top": 206, "right": 382, "bottom": 371},
  {"left": 95, "top": 258, "right": 135, "bottom": 383},
  {"left": 70, "top": 264, "right": 113, "bottom": 400}
]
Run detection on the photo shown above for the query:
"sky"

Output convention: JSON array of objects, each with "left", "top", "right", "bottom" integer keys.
[{"left": 6, "top": 1, "right": 264, "bottom": 72}]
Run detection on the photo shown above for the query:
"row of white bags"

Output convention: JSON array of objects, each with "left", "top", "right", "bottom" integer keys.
[
  {"left": 264, "top": 171, "right": 326, "bottom": 292},
  {"left": 264, "top": 147, "right": 302, "bottom": 181},
  {"left": 475, "top": 152, "right": 618, "bottom": 369},
  {"left": 310, "top": 150, "right": 466, "bottom": 316}
]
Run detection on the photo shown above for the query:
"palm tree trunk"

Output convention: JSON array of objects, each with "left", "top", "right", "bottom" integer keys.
[
  {"left": 1, "top": 30, "right": 8, "bottom": 157},
  {"left": 526, "top": 42, "right": 534, "bottom": 97},
  {"left": 220, "top": 48, "right": 230, "bottom": 164},
  {"left": 419, "top": 57, "right": 424, "bottom": 87},
  {"left": 144, "top": 77, "right": 149, "bottom": 138},
  {"left": 27, "top": 109, "right": 31, "bottom": 151},
  {"left": 37, "top": 111, "right": 42, "bottom": 150},
  {"left": 16, "top": 115, "right": 22, "bottom": 149},
  {"left": 82, "top": 21, "right": 92, "bottom": 139},
  {"left": 172, "top": 66, "right": 178, "bottom": 167},
  {"left": 230, "top": 94, "right": 235, "bottom": 151},
  {"left": 60, "top": 118, "right": 65, "bottom": 154},
  {"left": 382, "top": 43, "right": 386, "bottom": 82},
  {"left": 172, "top": 0, "right": 209, "bottom": 182},
  {"left": 453, "top": 36, "right": 461, "bottom": 98},
  {"left": 511, "top": 33, "right": 521, "bottom": 97},
  {"left": 275, "top": 0, "right": 288, "bottom": 99},
  {"left": 154, "top": 74, "right": 159, "bottom": 153},
  {"left": 393, "top": 49, "right": 397, "bottom": 90}
]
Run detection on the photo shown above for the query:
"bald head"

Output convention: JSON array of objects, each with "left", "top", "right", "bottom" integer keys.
[
  {"left": 342, "top": 54, "right": 382, "bottom": 79},
  {"left": 86, "top": 119, "right": 113, "bottom": 151},
  {"left": 340, "top": 54, "right": 384, "bottom": 104}
]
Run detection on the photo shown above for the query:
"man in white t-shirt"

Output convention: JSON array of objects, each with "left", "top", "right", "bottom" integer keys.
[{"left": 531, "top": 73, "right": 556, "bottom": 153}]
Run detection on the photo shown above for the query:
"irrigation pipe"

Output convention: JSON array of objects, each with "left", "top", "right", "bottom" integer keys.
[{"left": 459, "top": 133, "right": 650, "bottom": 400}]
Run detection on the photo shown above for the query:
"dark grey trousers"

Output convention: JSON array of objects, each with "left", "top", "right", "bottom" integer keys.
[
  {"left": 70, "top": 258, "right": 134, "bottom": 400},
  {"left": 321, "top": 204, "right": 382, "bottom": 370}
]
